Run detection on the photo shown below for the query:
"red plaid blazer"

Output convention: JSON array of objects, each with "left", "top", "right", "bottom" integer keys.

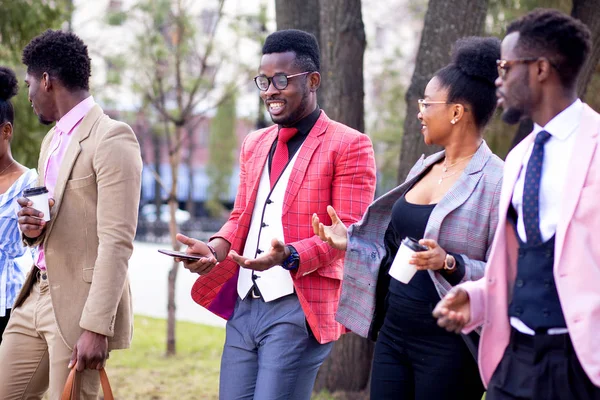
[{"left": 190, "top": 111, "right": 377, "bottom": 344}]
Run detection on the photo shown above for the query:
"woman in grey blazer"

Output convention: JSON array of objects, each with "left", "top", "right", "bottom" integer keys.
[{"left": 313, "top": 37, "right": 503, "bottom": 399}]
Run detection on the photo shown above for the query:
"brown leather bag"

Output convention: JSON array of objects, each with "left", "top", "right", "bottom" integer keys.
[{"left": 60, "top": 363, "right": 114, "bottom": 400}]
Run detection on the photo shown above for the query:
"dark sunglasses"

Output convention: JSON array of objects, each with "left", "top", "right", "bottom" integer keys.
[{"left": 254, "top": 71, "right": 311, "bottom": 91}]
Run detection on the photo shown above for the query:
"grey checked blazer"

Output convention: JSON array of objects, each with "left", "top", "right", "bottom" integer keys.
[{"left": 337, "top": 141, "right": 503, "bottom": 338}]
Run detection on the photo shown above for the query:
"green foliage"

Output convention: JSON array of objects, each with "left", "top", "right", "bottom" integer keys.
[
  {"left": 0, "top": 0, "right": 69, "bottom": 63},
  {"left": 586, "top": 67, "right": 600, "bottom": 112},
  {"left": 369, "top": 51, "right": 405, "bottom": 194},
  {"left": 105, "top": 55, "right": 126, "bottom": 86},
  {"left": 11, "top": 79, "right": 47, "bottom": 167},
  {"left": 0, "top": 0, "right": 70, "bottom": 167},
  {"left": 206, "top": 90, "right": 237, "bottom": 217},
  {"left": 126, "top": 0, "right": 230, "bottom": 134},
  {"left": 486, "top": 0, "right": 570, "bottom": 36},
  {"left": 106, "top": 11, "right": 128, "bottom": 26},
  {"left": 483, "top": 0, "right": 600, "bottom": 158},
  {"left": 482, "top": 110, "right": 515, "bottom": 160},
  {"left": 132, "top": 0, "right": 206, "bottom": 103}
]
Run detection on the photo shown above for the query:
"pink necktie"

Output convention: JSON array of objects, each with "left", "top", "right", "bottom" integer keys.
[
  {"left": 45, "top": 129, "right": 65, "bottom": 197},
  {"left": 270, "top": 127, "right": 297, "bottom": 188}
]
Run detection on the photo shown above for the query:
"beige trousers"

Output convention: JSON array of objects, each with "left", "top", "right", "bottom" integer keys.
[{"left": 0, "top": 272, "right": 100, "bottom": 400}]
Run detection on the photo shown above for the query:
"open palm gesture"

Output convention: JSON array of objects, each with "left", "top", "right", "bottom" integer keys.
[{"left": 312, "top": 205, "right": 348, "bottom": 251}]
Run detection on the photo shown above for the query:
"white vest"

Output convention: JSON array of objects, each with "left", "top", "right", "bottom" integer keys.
[{"left": 237, "top": 147, "right": 302, "bottom": 302}]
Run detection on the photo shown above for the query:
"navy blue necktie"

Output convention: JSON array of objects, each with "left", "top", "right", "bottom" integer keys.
[{"left": 522, "top": 130, "right": 552, "bottom": 245}]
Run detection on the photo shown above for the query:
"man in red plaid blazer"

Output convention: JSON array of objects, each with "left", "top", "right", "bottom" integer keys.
[{"left": 176, "top": 30, "right": 376, "bottom": 399}]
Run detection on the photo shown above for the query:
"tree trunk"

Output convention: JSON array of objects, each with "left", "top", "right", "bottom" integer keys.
[
  {"left": 314, "top": 333, "right": 374, "bottom": 393},
  {"left": 510, "top": 0, "right": 600, "bottom": 150},
  {"left": 313, "top": 0, "right": 371, "bottom": 394},
  {"left": 397, "top": 0, "right": 489, "bottom": 183},
  {"left": 152, "top": 132, "right": 162, "bottom": 221},
  {"left": 166, "top": 125, "right": 183, "bottom": 356},
  {"left": 275, "top": 0, "right": 323, "bottom": 107},
  {"left": 275, "top": 0, "right": 320, "bottom": 45},
  {"left": 572, "top": 0, "right": 600, "bottom": 100},
  {"left": 166, "top": 256, "right": 178, "bottom": 356},
  {"left": 318, "top": 0, "right": 366, "bottom": 131},
  {"left": 185, "top": 126, "right": 196, "bottom": 218}
]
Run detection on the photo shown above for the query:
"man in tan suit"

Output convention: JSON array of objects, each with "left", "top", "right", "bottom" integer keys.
[{"left": 0, "top": 30, "right": 142, "bottom": 399}]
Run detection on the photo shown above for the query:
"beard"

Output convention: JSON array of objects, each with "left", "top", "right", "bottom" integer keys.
[
  {"left": 272, "top": 87, "right": 311, "bottom": 127},
  {"left": 501, "top": 70, "right": 531, "bottom": 125},
  {"left": 38, "top": 115, "right": 53, "bottom": 126},
  {"left": 501, "top": 107, "right": 525, "bottom": 125}
]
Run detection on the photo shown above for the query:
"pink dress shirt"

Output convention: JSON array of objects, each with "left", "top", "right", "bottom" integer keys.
[{"left": 36, "top": 96, "right": 96, "bottom": 270}]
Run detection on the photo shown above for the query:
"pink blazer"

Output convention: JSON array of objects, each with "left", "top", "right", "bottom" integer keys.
[{"left": 461, "top": 104, "right": 600, "bottom": 387}]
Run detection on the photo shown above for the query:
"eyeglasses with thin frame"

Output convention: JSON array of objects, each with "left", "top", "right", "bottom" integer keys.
[
  {"left": 417, "top": 99, "right": 470, "bottom": 114},
  {"left": 254, "top": 71, "right": 311, "bottom": 91},
  {"left": 417, "top": 99, "right": 451, "bottom": 113}
]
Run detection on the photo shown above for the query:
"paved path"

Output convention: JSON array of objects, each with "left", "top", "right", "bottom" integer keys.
[
  {"left": 129, "top": 241, "right": 226, "bottom": 328},
  {"left": 13, "top": 241, "right": 226, "bottom": 328}
]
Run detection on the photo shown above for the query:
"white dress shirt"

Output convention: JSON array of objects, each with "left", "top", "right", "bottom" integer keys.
[
  {"left": 510, "top": 98, "right": 583, "bottom": 335},
  {"left": 511, "top": 99, "right": 582, "bottom": 242}
]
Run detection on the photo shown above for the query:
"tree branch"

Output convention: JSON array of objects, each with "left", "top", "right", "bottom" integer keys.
[
  {"left": 182, "top": 0, "right": 226, "bottom": 115},
  {"left": 146, "top": 165, "right": 169, "bottom": 193}
]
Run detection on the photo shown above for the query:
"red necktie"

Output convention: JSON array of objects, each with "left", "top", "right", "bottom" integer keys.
[{"left": 270, "top": 127, "right": 297, "bottom": 188}]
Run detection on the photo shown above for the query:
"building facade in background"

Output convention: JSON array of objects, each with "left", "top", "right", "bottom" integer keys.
[{"left": 72, "top": 0, "right": 425, "bottom": 211}]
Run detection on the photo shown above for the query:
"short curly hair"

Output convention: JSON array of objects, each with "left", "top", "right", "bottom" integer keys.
[
  {"left": 507, "top": 9, "right": 591, "bottom": 89},
  {"left": 435, "top": 36, "right": 501, "bottom": 129},
  {"left": 262, "top": 29, "right": 320, "bottom": 72},
  {"left": 22, "top": 29, "right": 91, "bottom": 91}
]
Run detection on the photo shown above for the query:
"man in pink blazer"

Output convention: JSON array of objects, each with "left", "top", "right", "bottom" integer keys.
[{"left": 434, "top": 9, "right": 600, "bottom": 400}]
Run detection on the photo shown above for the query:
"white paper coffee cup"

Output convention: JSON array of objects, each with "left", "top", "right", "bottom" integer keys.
[
  {"left": 23, "top": 186, "right": 50, "bottom": 222},
  {"left": 389, "top": 237, "right": 428, "bottom": 284}
]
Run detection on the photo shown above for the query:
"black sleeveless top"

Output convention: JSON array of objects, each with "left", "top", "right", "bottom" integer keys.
[{"left": 384, "top": 195, "right": 440, "bottom": 302}]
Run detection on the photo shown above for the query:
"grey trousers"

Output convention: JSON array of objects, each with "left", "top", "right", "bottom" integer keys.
[{"left": 219, "top": 294, "right": 333, "bottom": 400}]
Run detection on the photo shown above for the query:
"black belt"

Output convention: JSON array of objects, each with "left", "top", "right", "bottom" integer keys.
[
  {"left": 36, "top": 269, "right": 48, "bottom": 281},
  {"left": 510, "top": 327, "right": 571, "bottom": 353}
]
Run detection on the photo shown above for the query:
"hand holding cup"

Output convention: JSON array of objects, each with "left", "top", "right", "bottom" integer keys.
[{"left": 18, "top": 188, "right": 54, "bottom": 239}]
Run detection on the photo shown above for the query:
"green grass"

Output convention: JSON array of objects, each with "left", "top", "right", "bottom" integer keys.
[
  {"left": 106, "top": 316, "right": 225, "bottom": 400},
  {"left": 107, "top": 317, "right": 340, "bottom": 399},
  {"left": 66, "top": 316, "right": 483, "bottom": 400}
]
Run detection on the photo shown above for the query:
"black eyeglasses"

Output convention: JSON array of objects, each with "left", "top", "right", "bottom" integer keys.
[{"left": 254, "top": 71, "right": 311, "bottom": 91}]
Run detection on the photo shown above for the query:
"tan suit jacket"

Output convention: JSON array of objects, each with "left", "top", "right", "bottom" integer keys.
[{"left": 14, "top": 105, "right": 142, "bottom": 351}]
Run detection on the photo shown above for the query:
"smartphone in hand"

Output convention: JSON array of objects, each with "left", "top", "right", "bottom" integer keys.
[{"left": 158, "top": 249, "right": 205, "bottom": 261}]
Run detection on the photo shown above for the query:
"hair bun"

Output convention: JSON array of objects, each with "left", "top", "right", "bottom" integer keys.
[
  {"left": 0, "top": 67, "right": 19, "bottom": 102},
  {"left": 452, "top": 36, "right": 501, "bottom": 85}
]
